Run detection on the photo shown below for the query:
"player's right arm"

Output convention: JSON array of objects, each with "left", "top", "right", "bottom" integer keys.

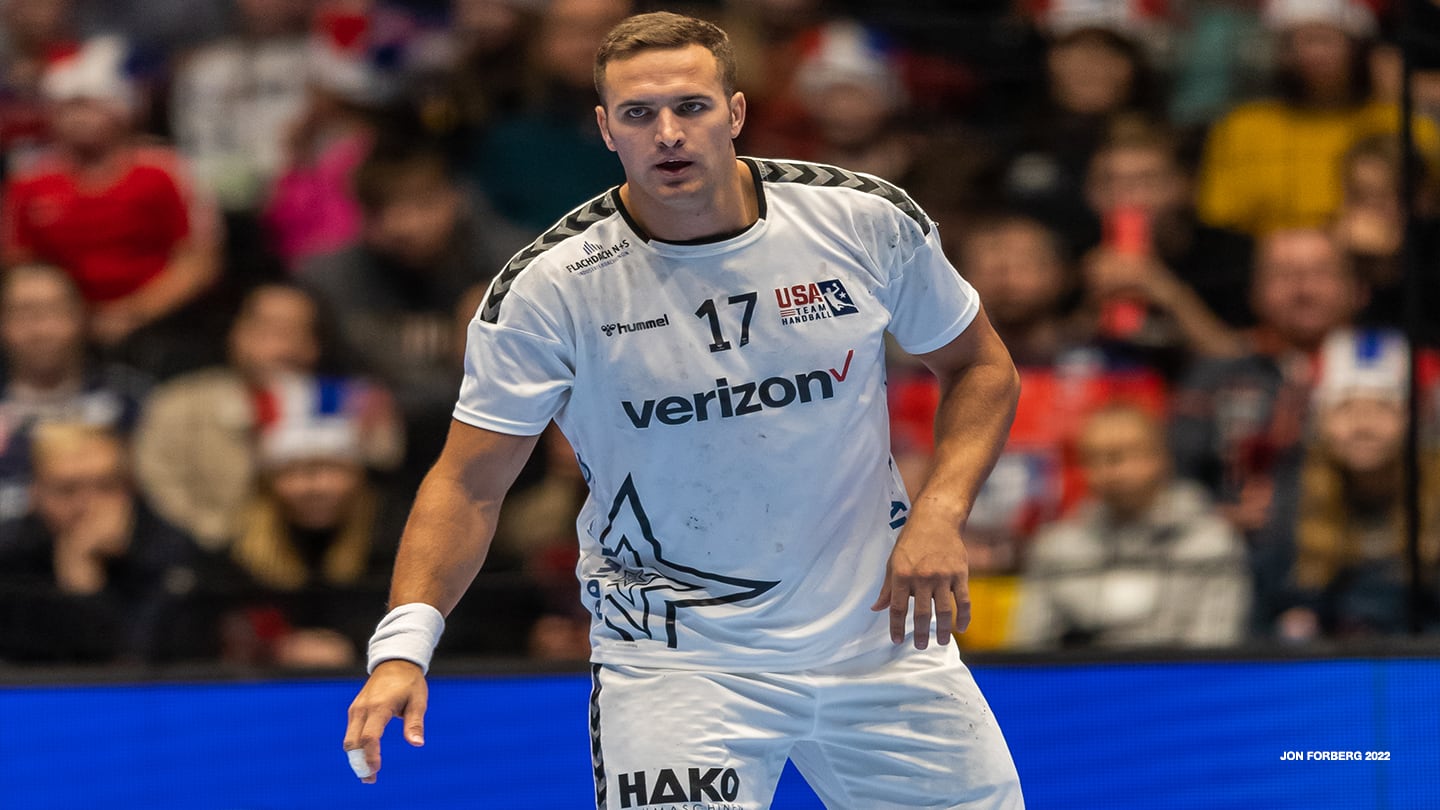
[{"left": 343, "top": 419, "right": 540, "bottom": 784}]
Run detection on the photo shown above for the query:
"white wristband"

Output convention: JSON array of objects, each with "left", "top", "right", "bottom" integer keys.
[{"left": 366, "top": 603, "right": 446, "bottom": 675}]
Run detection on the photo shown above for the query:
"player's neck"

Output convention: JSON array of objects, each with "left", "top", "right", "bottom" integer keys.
[{"left": 620, "top": 159, "right": 758, "bottom": 243}]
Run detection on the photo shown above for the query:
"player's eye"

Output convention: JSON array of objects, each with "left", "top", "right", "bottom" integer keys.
[
  {"left": 677, "top": 101, "right": 706, "bottom": 114},
  {"left": 623, "top": 107, "right": 651, "bottom": 119}
]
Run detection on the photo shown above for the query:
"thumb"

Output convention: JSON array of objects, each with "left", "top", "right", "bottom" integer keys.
[
  {"left": 403, "top": 691, "right": 428, "bottom": 747},
  {"left": 870, "top": 577, "right": 892, "bottom": 612}
]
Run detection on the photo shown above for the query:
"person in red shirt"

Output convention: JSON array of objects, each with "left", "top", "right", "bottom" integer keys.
[{"left": 1, "top": 36, "right": 219, "bottom": 353}]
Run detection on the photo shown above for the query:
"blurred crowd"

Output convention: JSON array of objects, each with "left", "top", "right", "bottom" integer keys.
[{"left": 1, "top": 0, "right": 1438, "bottom": 669}]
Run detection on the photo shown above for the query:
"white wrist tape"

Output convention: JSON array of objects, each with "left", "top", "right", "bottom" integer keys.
[{"left": 366, "top": 602, "right": 445, "bottom": 675}]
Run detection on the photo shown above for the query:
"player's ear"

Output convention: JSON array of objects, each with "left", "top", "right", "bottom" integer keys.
[
  {"left": 596, "top": 105, "right": 616, "bottom": 152},
  {"left": 729, "top": 91, "right": 746, "bottom": 140}
]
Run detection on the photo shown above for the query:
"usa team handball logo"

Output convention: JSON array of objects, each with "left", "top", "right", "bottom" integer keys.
[{"left": 776, "top": 278, "right": 858, "bottom": 325}]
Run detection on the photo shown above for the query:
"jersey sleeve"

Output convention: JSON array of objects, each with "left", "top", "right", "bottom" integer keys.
[
  {"left": 875, "top": 208, "right": 980, "bottom": 356},
  {"left": 453, "top": 284, "right": 574, "bottom": 435}
]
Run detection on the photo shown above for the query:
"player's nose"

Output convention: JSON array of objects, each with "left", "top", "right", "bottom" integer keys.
[{"left": 655, "top": 110, "right": 684, "bottom": 148}]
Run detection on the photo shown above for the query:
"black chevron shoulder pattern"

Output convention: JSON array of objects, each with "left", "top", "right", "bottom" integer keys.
[
  {"left": 478, "top": 192, "right": 619, "bottom": 324},
  {"left": 750, "top": 157, "right": 932, "bottom": 235}
]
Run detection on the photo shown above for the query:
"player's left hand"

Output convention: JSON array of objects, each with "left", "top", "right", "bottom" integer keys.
[{"left": 870, "top": 514, "right": 971, "bottom": 649}]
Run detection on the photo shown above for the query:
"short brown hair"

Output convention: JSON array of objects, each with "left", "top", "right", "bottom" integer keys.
[
  {"left": 1095, "top": 114, "right": 1180, "bottom": 164},
  {"left": 353, "top": 144, "right": 453, "bottom": 213},
  {"left": 593, "top": 12, "right": 736, "bottom": 101}
]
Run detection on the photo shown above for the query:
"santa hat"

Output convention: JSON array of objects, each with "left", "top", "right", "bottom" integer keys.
[
  {"left": 792, "top": 21, "right": 907, "bottom": 109},
  {"left": 307, "top": 3, "right": 423, "bottom": 107},
  {"left": 1027, "top": 0, "right": 1170, "bottom": 39},
  {"left": 1314, "top": 328, "right": 1409, "bottom": 407},
  {"left": 1262, "top": 0, "right": 1377, "bottom": 38},
  {"left": 253, "top": 375, "right": 366, "bottom": 469},
  {"left": 40, "top": 36, "right": 138, "bottom": 114}
]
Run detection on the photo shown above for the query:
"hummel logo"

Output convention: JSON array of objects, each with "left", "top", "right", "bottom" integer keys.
[{"left": 601, "top": 314, "right": 671, "bottom": 337}]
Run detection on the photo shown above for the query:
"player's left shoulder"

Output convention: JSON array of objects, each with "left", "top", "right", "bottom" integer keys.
[{"left": 746, "top": 156, "right": 934, "bottom": 237}]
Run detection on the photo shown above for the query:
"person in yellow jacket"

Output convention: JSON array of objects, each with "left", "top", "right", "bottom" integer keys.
[{"left": 1196, "top": 0, "right": 1439, "bottom": 236}]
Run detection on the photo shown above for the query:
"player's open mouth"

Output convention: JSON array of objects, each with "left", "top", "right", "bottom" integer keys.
[{"left": 656, "top": 159, "right": 693, "bottom": 175}]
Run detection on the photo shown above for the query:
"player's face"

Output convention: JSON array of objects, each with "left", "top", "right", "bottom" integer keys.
[{"left": 595, "top": 44, "right": 745, "bottom": 213}]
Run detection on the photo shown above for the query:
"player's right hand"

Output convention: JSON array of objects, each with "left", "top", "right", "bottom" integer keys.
[{"left": 343, "top": 659, "right": 429, "bottom": 784}]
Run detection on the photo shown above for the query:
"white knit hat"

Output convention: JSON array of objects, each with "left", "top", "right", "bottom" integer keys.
[
  {"left": 1262, "top": 0, "right": 1378, "bottom": 38},
  {"left": 1031, "top": 0, "right": 1170, "bottom": 39},
  {"left": 1314, "top": 328, "right": 1409, "bottom": 406},
  {"left": 307, "top": 3, "right": 422, "bottom": 107}
]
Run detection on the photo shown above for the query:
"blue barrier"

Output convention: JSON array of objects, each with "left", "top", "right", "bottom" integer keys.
[{"left": 0, "top": 656, "right": 1435, "bottom": 809}]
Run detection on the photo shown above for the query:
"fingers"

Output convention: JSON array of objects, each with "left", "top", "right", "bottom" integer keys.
[
  {"left": 912, "top": 590, "right": 933, "bottom": 649},
  {"left": 888, "top": 587, "right": 909, "bottom": 645},
  {"left": 358, "top": 711, "right": 389, "bottom": 783},
  {"left": 403, "top": 687, "right": 428, "bottom": 747},
  {"left": 952, "top": 581, "right": 972, "bottom": 635},
  {"left": 344, "top": 702, "right": 391, "bottom": 784},
  {"left": 344, "top": 666, "right": 430, "bottom": 782},
  {"left": 934, "top": 591, "right": 953, "bottom": 645},
  {"left": 878, "top": 576, "right": 972, "bottom": 649}
]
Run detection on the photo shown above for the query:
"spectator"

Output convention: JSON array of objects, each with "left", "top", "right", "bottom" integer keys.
[
  {"left": 1010, "top": 403, "right": 1251, "bottom": 649},
  {"left": 169, "top": 0, "right": 313, "bottom": 215},
  {"left": 2, "top": 35, "right": 222, "bottom": 367},
  {"left": 1166, "top": 0, "right": 1272, "bottom": 128},
  {"left": 741, "top": 16, "right": 985, "bottom": 223},
  {"left": 1078, "top": 116, "right": 1250, "bottom": 372},
  {"left": 719, "top": 0, "right": 824, "bottom": 118},
  {"left": 215, "top": 373, "right": 400, "bottom": 668},
  {"left": 0, "top": 0, "right": 77, "bottom": 177},
  {"left": 262, "top": 1, "right": 423, "bottom": 267},
  {"left": 0, "top": 263, "right": 150, "bottom": 521},
  {"left": 1370, "top": 23, "right": 1440, "bottom": 127},
  {"left": 299, "top": 140, "right": 524, "bottom": 483},
  {"left": 746, "top": 20, "right": 920, "bottom": 183},
  {"left": 1171, "top": 227, "right": 1366, "bottom": 626},
  {"left": 1278, "top": 329, "right": 1440, "bottom": 639},
  {"left": 464, "top": 0, "right": 630, "bottom": 232},
  {"left": 889, "top": 215, "right": 1168, "bottom": 577},
  {"left": 71, "top": 0, "right": 230, "bottom": 53},
  {"left": 419, "top": 0, "right": 540, "bottom": 143},
  {"left": 0, "top": 421, "right": 204, "bottom": 664},
  {"left": 132, "top": 282, "right": 402, "bottom": 551},
  {"left": 1195, "top": 0, "right": 1440, "bottom": 236},
  {"left": 1330, "top": 134, "right": 1440, "bottom": 340},
  {"left": 1001, "top": 0, "right": 1167, "bottom": 235}
]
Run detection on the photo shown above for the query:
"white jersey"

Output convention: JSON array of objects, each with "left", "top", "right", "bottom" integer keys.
[{"left": 455, "top": 157, "right": 980, "bottom": 672}]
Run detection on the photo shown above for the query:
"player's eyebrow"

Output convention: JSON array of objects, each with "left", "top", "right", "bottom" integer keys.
[{"left": 614, "top": 93, "right": 713, "bottom": 110}]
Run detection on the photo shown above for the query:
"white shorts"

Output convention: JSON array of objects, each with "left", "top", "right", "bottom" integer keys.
[{"left": 588, "top": 642, "right": 1024, "bottom": 809}]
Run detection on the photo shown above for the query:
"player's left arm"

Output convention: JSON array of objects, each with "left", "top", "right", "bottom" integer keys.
[{"left": 871, "top": 305, "right": 1019, "bottom": 649}]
